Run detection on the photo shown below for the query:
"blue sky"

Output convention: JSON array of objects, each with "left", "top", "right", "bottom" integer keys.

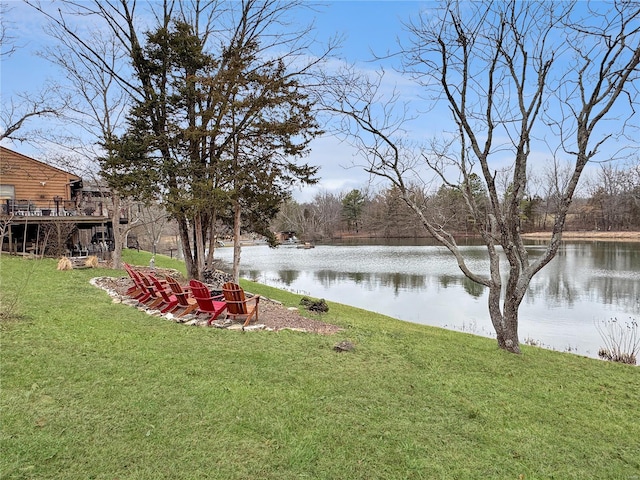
[
  {"left": 1, "top": 1, "right": 637, "bottom": 202},
  {"left": 1, "top": 1, "right": 428, "bottom": 202}
]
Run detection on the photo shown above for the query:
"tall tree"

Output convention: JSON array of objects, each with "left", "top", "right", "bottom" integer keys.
[
  {"left": 324, "top": 0, "right": 640, "bottom": 353},
  {"left": 587, "top": 163, "right": 640, "bottom": 231},
  {"left": 341, "top": 189, "right": 366, "bottom": 232},
  {"left": 39, "top": 24, "right": 140, "bottom": 269},
  {"left": 30, "top": 0, "right": 331, "bottom": 280},
  {"left": 214, "top": 23, "right": 321, "bottom": 281}
]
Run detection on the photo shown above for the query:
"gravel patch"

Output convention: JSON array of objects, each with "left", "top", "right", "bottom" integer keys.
[{"left": 92, "top": 271, "right": 343, "bottom": 335}]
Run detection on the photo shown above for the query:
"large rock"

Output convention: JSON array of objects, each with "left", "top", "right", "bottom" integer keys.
[{"left": 202, "top": 269, "right": 233, "bottom": 288}]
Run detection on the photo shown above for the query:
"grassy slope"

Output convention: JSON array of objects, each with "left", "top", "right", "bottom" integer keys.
[{"left": 1, "top": 252, "right": 639, "bottom": 479}]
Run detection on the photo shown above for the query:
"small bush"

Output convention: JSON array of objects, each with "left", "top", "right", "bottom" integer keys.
[
  {"left": 596, "top": 317, "right": 639, "bottom": 365},
  {"left": 85, "top": 256, "right": 99, "bottom": 268},
  {"left": 57, "top": 257, "right": 73, "bottom": 271},
  {"left": 300, "top": 296, "right": 329, "bottom": 313}
]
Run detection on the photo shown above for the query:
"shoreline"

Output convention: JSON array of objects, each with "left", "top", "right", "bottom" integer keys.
[
  {"left": 330, "top": 231, "right": 640, "bottom": 242},
  {"left": 521, "top": 231, "right": 640, "bottom": 241}
]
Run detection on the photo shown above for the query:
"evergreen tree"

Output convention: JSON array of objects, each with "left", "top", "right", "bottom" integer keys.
[
  {"left": 342, "top": 189, "right": 366, "bottom": 232},
  {"left": 111, "top": 16, "right": 320, "bottom": 279}
]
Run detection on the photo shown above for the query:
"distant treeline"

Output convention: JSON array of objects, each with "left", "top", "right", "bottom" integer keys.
[{"left": 273, "top": 164, "right": 640, "bottom": 240}]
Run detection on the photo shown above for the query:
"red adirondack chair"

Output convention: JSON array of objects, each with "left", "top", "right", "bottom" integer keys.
[
  {"left": 165, "top": 276, "right": 199, "bottom": 318},
  {"left": 123, "top": 263, "right": 151, "bottom": 303},
  {"left": 222, "top": 282, "right": 260, "bottom": 327},
  {"left": 148, "top": 274, "right": 180, "bottom": 314},
  {"left": 188, "top": 279, "right": 228, "bottom": 325},
  {"left": 137, "top": 271, "right": 168, "bottom": 309}
]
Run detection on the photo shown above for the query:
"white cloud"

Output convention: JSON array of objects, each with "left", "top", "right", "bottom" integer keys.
[{"left": 292, "top": 133, "right": 376, "bottom": 202}]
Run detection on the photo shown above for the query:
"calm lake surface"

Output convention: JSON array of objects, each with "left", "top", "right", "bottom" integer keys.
[{"left": 215, "top": 239, "right": 640, "bottom": 358}]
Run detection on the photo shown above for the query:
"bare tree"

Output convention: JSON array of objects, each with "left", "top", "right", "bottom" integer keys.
[
  {"left": 40, "top": 221, "right": 76, "bottom": 258},
  {"left": 136, "top": 205, "right": 170, "bottom": 256},
  {"left": 324, "top": 0, "right": 640, "bottom": 353},
  {"left": 585, "top": 161, "right": 640, "bottom": 230},
  {"left": 35, "top": 22, "right": 141, "bottom": 269},
  {"left": 0, "top": 213, "right": 14, "bottom": 252},
  {"left": 0, "top": 86, "right": 70, "bottom": 143},
  {"left": 312, "top": 191, "right": 344, "bottom": 238},
  {"left": 272, "top": 199, "right": 308, "bottom": 237},
  {"left": 0, "top": 4, "right": 70, "bottom": 143},
  {"left": 273, "top": 193, "right": 344, "bottom": 241},
  {"left": 0, "top": 2, "right": 16, "bottom": 58},
  {"left": 629, "top": 159, "right": 640, "bottom": 209},
  {"left": 537, "top": 157, "right": 575, "bottom": 230}
]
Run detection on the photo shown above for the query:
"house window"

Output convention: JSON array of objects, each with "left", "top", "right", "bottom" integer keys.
[{"left": 0, "top": 185, "right": 15, "bottom": 200}]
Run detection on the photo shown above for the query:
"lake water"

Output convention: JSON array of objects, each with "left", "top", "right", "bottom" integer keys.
[{"left": 215, "top": 240, "right": 640, "bottom": 358}]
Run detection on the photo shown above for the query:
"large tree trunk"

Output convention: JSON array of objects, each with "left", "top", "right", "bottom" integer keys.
[
  {"left": 488, "top": 287, "right": 521, "bottom": 354},
  {"left": 232, "top": 200, "right": 242, "bottom": 284},
  {"left": 205, "top": 209, "right": 217, "bottom": 269},
  {"left": 178, "top": 215, "right": 198, "bottom": 280},
  {"left": 485, "top": 248, "right": 522, "bottom": 354},
  {"left": 194, "top": 212, "right": 206, "bottom": 280},
  {"left": 111, "top": 195, "right": 123, "bottom": 270}
]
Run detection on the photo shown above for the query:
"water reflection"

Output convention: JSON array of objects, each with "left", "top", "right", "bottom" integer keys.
[
  {"left": 313, "top": 269, "right": 429, "bottom": 294},
  {"left": 216, "top": 241, "right": 640, "bottom": 358},
  {"left": 462, "top": 276, "right": 485, "bottom": 298},
  {"left": 278, "top": 269, "right": 300, "bottom": 284}
]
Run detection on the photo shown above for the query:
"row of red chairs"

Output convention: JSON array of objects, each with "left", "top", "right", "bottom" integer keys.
[{"left": 123, "top": 264, "right": 259, "bottom": 326}]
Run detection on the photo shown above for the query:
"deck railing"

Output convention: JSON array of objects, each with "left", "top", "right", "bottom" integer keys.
[{"left": 1, "top": 199, "right": 105, "bottom": 217}]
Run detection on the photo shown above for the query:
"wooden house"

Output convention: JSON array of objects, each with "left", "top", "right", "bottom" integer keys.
[
  {"left": 0, "top": 146, "right": 115, "bottom": 256},
  {"left": 0, "top": 146, "right": 83, "bottom": 215}
]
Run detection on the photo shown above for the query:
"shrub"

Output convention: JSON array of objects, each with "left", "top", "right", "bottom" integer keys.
[
  {"left": 85, "top": 256, "right": 99, "bottom": 268},
  {"left": 596, "top": 317, "right": 639, "bottom": 365},
  {"left": 57, "top": 257, "right": 73, "bottom": 271},
  {"left": 300, "top": 296, "right": 329, "bottom": 313}
]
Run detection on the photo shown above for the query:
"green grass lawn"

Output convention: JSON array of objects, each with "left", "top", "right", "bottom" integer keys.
[{"left": 1, "top": 252, "right": 639, "bottom": 479}]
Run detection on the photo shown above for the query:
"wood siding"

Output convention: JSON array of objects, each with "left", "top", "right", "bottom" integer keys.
[{"left": 0, "top": 146, "right": 81, "bottom": 212}]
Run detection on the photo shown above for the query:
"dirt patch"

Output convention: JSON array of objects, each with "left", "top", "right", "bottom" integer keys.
[{"left": 92, "top": 273, "right": 343, "bottom": 335}]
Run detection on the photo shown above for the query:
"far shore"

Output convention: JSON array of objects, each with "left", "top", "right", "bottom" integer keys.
[
  {"left": 521, "top": 230, "right": 640, "bottom": 241},
  {"left": 330, "top": 230, "right": 640, "bottom": 242}
]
